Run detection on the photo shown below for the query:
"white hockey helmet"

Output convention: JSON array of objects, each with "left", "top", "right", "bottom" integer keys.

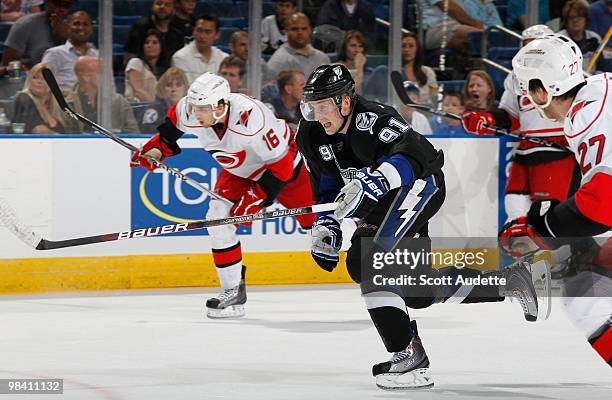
[
  {"left": 512, "top": 34, "right": 584, "bottom": 113},
  {"left": 521, "top": 24, "right": 553, "bottom": 42},
  {"left": 187, "top": 72, "right": 231, "bottom": 120}
]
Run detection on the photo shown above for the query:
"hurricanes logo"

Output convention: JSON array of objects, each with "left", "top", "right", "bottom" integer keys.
[{"left": 211, "top": 150, "right": 247, "bottom": 169}]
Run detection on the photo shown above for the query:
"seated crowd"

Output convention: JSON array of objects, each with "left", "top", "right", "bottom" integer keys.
[{"left": 0, "top": 0, "right": 609, "bottom": 135}]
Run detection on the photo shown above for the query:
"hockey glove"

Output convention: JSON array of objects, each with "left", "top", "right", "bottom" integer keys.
[
  {"left": 334, "top": 167, "right": 389, "bottom": 220},
  {"left": 461, "top": 111, "right": 497, "bottom": 135},
  {"left": 311, "top": 214, "right": 343, "bottom": 272},
  {"left": 499, "top": 199, "right": 560, "bottom": 257},
  {"left": 230, "top": 184, "right": 267, "bottom": 226},
  {"left": 130, "top": 133, "right": 178, "bottom": 171}
]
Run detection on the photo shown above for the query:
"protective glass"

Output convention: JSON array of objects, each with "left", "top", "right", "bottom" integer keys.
[
  {"left": 186, "top": 102, "right": 214, "bottom": 116},
  {"left": 300, "top": 98, "right": 338, "bottom": 121}
]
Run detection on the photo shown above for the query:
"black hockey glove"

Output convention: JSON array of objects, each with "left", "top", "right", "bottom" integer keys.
[{"left": 311, "top": 214, "right": 343, "bottom": 272}]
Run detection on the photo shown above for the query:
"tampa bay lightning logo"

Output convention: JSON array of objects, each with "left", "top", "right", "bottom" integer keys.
[{"left": 356, "top": 112, "right": 378, "bottom": 132}]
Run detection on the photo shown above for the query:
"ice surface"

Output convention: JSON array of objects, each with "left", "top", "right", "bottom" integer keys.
[{"left": 0, "top": 284, "right": 610, "bottom": 399}]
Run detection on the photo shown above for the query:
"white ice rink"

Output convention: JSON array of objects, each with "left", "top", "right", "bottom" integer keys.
[{"left": 1, "top": 284, "right": 610, "bottom": 400}]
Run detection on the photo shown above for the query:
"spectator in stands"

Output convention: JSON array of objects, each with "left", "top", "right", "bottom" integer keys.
[
  {"left": 125, "top": 30, "right": 166, "bottom": 103},
  {"left": 262, "top": 0, "right": 298, "bottom": 54},
  {"left": 0, "top": 0, "right": 42, "bottom": 22},
  {"left": 267, "top": 13, "right": 330, "bottom": 80},
  {"left": 400, "top": 32, "right": 438, "bottom": 104},
  {"left": 124, "top": 0, "right": 184, "bottom": 68},
  {"left": 587, "top": 0, "right": 612, "bottom": 39},
  {"left": 12, "top": 63, "right": 65, "bottom": 133},
  {"left": 218, "top": 55, "right": 246, "bottom": 94},
  {"left": 462, "top": 70, "right": 496, "bottom": 111},
  {"left": 316, "top": 0, "right": 375, "bottom": 39},
  {"left": 229, "top": 31, "right": 272, "bottom": 86},
  {"left": 335, "top": 30, "right": 367, "bottom": 94},
  {"left": 172, "top": 14, "right": 229, "bottom": 84},
  {"left": 429, "top": 91, "right": 468, "bottom": 134},
  {"left": 2, "top": 0, "right": 73, "bottom": 68},
  {"left": 558, "top": 0, "right": 603, "bottom": 70},
  {"left": 41, "top": 11, "right": 97, "bottom": 91},
  {"left": 506, "top": 0, "right": 550, "bottom": 30},
  {"left": 458, "top": 0, "right": 502, "bottom": 28},
  {"left": 398, "top": 82, "right": 432, "bottom": 135},
  {"left": 172, "top": 0, "right": 196, "bottom": 40},
  {"left": 267, "top": 69, "right": 305, "bottom": 130},
  {"left": 422, "top": 0, "right": 484, "bottom": 50},
  {"left": 62, "top": 56, "right": 139, "bottom": 133},
  {"left": 137, "top": 67, "right": 188, "bottom": 133}
]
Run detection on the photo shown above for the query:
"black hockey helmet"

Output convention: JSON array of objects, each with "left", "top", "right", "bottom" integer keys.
[{"left": 303, "top": 64, "right": 356, "bottom": 103}]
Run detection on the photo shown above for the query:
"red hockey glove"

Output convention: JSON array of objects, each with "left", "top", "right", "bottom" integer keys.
[
  {"left": 230, "top": 184, "right": 267, "bottom": 226},
  {"left": 499, "top": 200, "right": 560, "bottom": 257},
  {"left": 130, "top": 134, "right": 177, "bottom": 171},
  {"left": 461, "top": 111, "right": 497, "bottom": 135}
]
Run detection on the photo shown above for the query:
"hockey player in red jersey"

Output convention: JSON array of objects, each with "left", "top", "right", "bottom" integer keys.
[
  {"left": 462, "top": 25, "right": 580, "bottom": 223},
  {"left": 500, "top": 34, "right": 612, "bottom": 367},
  {"left": 131, "top": 73, "right": 315, "bottom": 318}
]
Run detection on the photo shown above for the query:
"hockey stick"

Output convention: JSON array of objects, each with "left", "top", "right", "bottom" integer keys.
[
  {"left": 0, "top": 197, "right": 335, "bottom": 250},
  {"left": 41, "top": 68, "right": 231, "bottom": 205},
  {"left": 390, "top": 71, "right": 571, "bottom": 152},
  {"left": 585, "top": 26, "right": 611, "bottom": 73}
]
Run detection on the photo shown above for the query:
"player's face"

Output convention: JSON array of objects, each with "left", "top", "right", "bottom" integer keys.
[
  {"left": 302, "top": 98, "right": 344, "bottom": 134},
  {"left": 528, "top": 87, "right": 562, "bottom": 121},
  {"left": 192, "top": 104, "right": 226, "bottom": 127}
]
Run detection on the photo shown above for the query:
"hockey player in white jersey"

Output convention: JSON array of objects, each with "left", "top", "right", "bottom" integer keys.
[
  {"left": 500, "top": 34, "right": 612, "bottom": 367},
  {"left": 463, "top": 25, "right": 579, "bottom": 222},
  {"left": 131, "top": 73, "right": 315, "bottom": 318}
]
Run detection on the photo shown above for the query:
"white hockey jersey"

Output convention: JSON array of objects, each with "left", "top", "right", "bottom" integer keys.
[
  {"left": 169, "top": 93, "right": 299, "bottom": 180},
  {"left": 564, "top": 73, "right": 612, "bottom": 226},
  {"left": 499, "top": 74, "right": 568, "bottom": 164}
]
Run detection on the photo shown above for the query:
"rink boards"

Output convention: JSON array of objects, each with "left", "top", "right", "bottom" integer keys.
[{"left": 0, "top": 134, "right": 514, "bottom": 293}]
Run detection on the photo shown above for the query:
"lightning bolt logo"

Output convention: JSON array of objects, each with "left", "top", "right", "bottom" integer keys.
[{"left": 394, "top": 180, "right": 427, "bottom": 237}]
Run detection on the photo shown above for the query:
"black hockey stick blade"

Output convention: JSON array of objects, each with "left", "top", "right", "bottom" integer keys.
[{"left": 31, "top": 203, "right": 335, "bottom": 250}]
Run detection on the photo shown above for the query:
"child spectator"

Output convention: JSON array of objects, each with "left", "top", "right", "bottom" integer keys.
[
  {"left": 463, "top": 70, "right": 496, "bottom": 111},
  {"left": 398, "top": 81, "right": 432, "bottom": 135},
  {"left": 429, "top": 92, "right": 468, "bottom": 135}
]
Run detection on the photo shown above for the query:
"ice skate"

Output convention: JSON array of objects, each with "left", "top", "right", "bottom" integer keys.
[
  {"left": 501, "top": 259, "right": 551, "bottom": 321},
  {"left": 206, "top": 267, "right": 247, "bottom": 319},
  {"left": 372, "top": 321, "right": 434, "bottom": 390}
]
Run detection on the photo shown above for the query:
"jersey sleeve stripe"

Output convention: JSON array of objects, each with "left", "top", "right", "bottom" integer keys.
[{"left": 566, "top": 73, "right": 609, "bottom": 139}]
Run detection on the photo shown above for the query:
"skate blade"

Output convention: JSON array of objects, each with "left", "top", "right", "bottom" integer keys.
[
  {"left": 528, "top": 260, "right": 552, "bottom": 321},
  {"left": 375, "top": 368, "right": 434, "bottom": 390},
  {"left": 206, "top": 304, "right": 245, "bottom": 319}
]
